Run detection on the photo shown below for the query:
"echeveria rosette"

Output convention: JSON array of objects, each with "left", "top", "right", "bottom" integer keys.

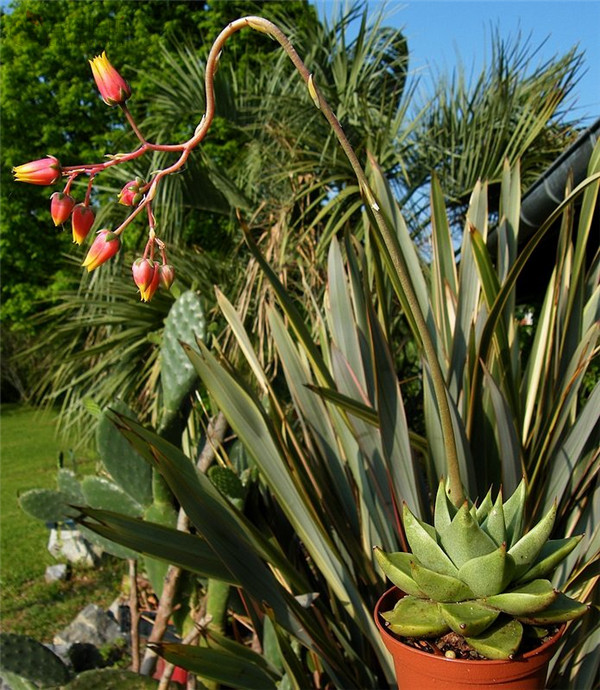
[{"left": 375, "top": 480, "right": 588, "bottom": 659}]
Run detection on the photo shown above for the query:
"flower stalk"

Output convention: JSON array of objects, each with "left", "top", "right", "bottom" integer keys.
[
  {"left": 12, "top": 19, "right": 464, "bottom": 496},
  {"left": 194, "top": 16, "right": 465, "bottom": 504}
]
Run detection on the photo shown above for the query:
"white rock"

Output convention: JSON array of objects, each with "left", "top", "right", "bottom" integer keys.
[
  {"left": 45, "top": 563, "right": 68, "bottom": 583},
  {"left": 47, "top": 524, "right": 102, "bottom": 566}
]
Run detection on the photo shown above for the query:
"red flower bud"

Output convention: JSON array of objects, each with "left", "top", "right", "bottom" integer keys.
[
  {"left": 13, "top": 156, "right": 61, "bottom": 185},
  {"left": 132, "top": 258, "right": 155, "bottom": 291},
  {"left": 71, "top": 204, "right": 95, "bottom": 245},
  {"left": 89, "top": 51, "right": 131, "bottom": 107},
  {"left": 132, "top": 258, "right": 161, "bottom": 301},
  {"left": 82, "top": 230, "right": 121, "bottom": 271},
  {"left": 118, "top": 179, "right": 144, "bottom": 206},
  {"left": 50, "top": 192, "right": 76, "bottom": 226},
  {"left": 159, "top": 264, "right": 175, "bottom": 290}
]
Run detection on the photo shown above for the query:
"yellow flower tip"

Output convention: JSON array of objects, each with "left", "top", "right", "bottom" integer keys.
[
  {"left": 89, "top": 50, "right": 131, "bottom": 106},
  {"left": 82, "top": 255, "right": 97, "bottom": 271}
]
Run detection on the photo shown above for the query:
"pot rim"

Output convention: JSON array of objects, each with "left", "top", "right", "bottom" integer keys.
[{"left": 374, "top": 586, "right": 566, "bottom": 665}]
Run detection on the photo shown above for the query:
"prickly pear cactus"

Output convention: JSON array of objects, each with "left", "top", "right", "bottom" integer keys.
[
  {"left": 160, "top": 290, "right": 206, "bottom": 422},
  {"left": 208, "top": 466, "right": 245, "bottom": 509},
  {"left": 56, "top": 468, "right": 85, "bottom": 504},
  {"left": 375, "top": 479, "right": 588, "bottom": 659},
  {"left": 63, "top": 668, "right": 163, "bottom": 689},
  {"left": 18, "top": 488, "right": 78, "bottom": 524},
  {"left": 78, "top": 476, "right": 142, "bottom": 560},
  {"left": 0, "top": 632, "right": 72, "bottom": 686},
  {"left": 97, "top": 402, "right": 153, "bottom": 508}
]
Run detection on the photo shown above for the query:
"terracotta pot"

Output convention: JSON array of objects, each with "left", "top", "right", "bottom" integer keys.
[{"left": 374, "top": 587, "right": 565, "bottom": 690}]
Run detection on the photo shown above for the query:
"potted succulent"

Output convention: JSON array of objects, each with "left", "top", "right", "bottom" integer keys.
[{"left": 374, "top": 480, "right": 588, "bottom": 688}]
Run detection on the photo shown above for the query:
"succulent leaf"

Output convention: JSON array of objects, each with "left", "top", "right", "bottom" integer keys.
[
  {"left": 517, "top": 592, "right": 588, "bottom": 625},
  {"left": 438, "top": 601, "right": 499, "bottom": 637},
  {"left": 381, "top": 596, "right": 450, "bottom": 638},
  {"left": 480, "top": 491, "right": 506, "bottom": 546},
  {"left": 403, "top": 504, "right": 458, "bottom": 577},
  {"left": 465, "top": 618, "right": 523, "bottom": 660},
  {"left": 475, "top": 487, "right": 494, "bottom": 523},
  {"left": 457, "top": 542, "right": 515, "bottom": 597},
  {"left": 484, "top": 579, "right": 557, "bottom": 616},
  {"left": 438, "top": 502, "right": 497, "bottom": 568},
  {"left": 515, "top": 536, "right": 583, "bottom": 584},
  {"left": 503, "top": 479, "right": 526, "bottom": 548},
  {"left": 410, "top": 560, "right": 475, "bottom": 602},
  {"left": 508, "top": 503, "right": 556, "bottom": 578},
  {"left": 378, "top": 481, "right": 588, "bottom": 660},
  {"left": 433, "top": 478, "right": 455, "bottom": 533},
  {"left": 373, "top": 547, "right": 424, "bottom": 597}
]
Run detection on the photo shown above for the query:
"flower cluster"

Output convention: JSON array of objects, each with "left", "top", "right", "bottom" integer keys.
[
  {"left": 12, "top": 51, "right": 175, "bottom": 302},
  {"left": 132, "top": 257, "right": 175, "bottom": 302}
]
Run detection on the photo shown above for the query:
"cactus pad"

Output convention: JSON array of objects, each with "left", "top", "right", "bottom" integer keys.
[
  {"left": 0, "top": 633, "right": 72, "bottom": 685},
  {"left": 63, "top": 668, "right": 163, "bottom": 689},
  {"left": 18, "top": 488, "right": 79, "bottom": 523},
  {"left": 96, "top": 402, "right": 153, "bottom": 508},
  {"left": 160, "top": 290, "right": 206, "bottom": 420}
]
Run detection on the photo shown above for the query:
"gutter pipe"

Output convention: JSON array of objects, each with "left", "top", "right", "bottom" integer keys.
[{"left": 519, "top": 117, "right": 600, "bottom": 237}]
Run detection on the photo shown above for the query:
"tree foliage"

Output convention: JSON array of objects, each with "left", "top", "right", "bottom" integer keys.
[{"left": 0, "top": 0, "right": 315, "bottom": 327}]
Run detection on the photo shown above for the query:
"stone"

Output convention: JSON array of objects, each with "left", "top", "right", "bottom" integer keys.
[
  {"left": 47, "top": 523, "right": 103, "bottom": 566},
  {"left": 53, "top": 604, "right": 124, "bottom": 648},
  {"left": 45, "top": 563, "right": 69, "bottom": 583},
  {"left": 44, "top": 642, "right": 73, "bottom": 669}
]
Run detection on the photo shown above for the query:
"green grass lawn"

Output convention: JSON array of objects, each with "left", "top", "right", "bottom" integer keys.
[{"left": 0, "top": 404, "right": 123, "bottom": 640}]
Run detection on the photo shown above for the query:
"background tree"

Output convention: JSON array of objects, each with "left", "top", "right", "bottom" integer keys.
[
  {"left": 2, "top": 1, "right": 585, "bottom": 445},
  {"left": 0, "top": 0, "right": 315, "bottom": 402}
]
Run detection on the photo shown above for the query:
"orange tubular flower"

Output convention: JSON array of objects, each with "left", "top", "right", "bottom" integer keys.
[
  {"left": 50, "top": 192, "right": 75, "bottom": 226},
  {"left": 132, "top": 258, "right": 154, "bottom": 290},
  {"left": 82, "top": 230, "right": 121, "bottom": 271},
  {"left": 89, "top": 51, "right": 131, "bottom": 106},
  {"left": 132, "top": 259, "right": 160, "bottom": 302},
  {"left": 133, "top": 258, "right": 159, "bottom": 301},
  {"left": 71, "top": 203, "right": 95, "bottom": 244},
  {"left": 13, "top": 156, "right": 61, "bottom": 185}
]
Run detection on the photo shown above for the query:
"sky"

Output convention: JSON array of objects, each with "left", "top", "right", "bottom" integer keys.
[
  {"left": 316, "top": 0, "right": 600, "bottom": 128},
  {"left": 0, "top": 0, "right": 597, "bottom": 126}
]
